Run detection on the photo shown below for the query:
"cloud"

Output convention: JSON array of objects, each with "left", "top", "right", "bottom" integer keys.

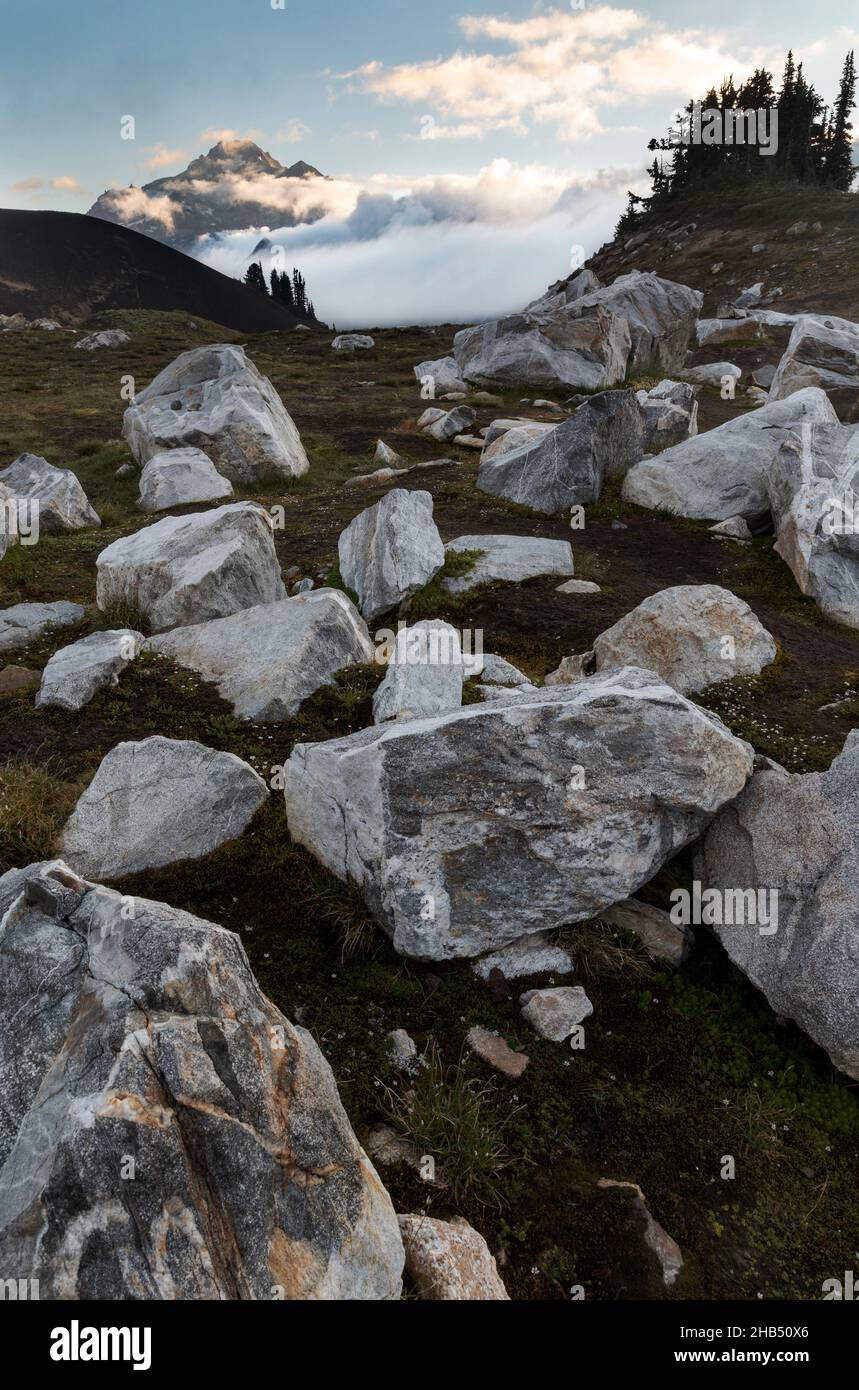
[
  {"left": 341, "top": 4, "right": 761, "bottom": 142},
  {"left": 277, "top": 120, "right": 310, "bottom": 144},
  {"left": 51, "top": 175, "right": 82, "bottom": 191},
  {"left": 143, "top": 145, "right": 186, "bottom": 171},
  {"left": 193, "top": 160, "right": 645, "bottom": 328},
  {"left": 101, "top": 186, "right": 180, "bottom": 232},
  {"left": 10, "top": 177, "right": 43, "bottom": 192}
]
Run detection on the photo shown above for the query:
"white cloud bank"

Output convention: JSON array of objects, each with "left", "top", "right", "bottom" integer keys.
[{"left": 193, "top": 160, "right": 645, "bottom": 328}]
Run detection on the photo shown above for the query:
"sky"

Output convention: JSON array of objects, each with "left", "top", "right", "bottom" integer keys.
[{"left": 1, "top": 0, "right": 857, "bottom": 325}]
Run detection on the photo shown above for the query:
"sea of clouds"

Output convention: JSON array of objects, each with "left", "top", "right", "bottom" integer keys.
[{"left": 186, "top": 161, "right": 646, "bottom": 327}]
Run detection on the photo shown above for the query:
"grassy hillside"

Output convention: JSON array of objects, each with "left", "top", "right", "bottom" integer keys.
[
  {"left": 591, "top": 181, "right": 859, "bottom": 319},
  {"left": 0, "top": 209, "right": 309, "bottom": 332}
]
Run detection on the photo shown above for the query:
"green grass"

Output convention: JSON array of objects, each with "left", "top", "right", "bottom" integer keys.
[
  {"left": 405, "top": 547, "right": 485, "bottom": 618},
  {"left": 383, "top": 1041, "right": 518, "bottom": 1205},
  {"left": 0, "top": 757, "right": 84, "bottom": 864}
]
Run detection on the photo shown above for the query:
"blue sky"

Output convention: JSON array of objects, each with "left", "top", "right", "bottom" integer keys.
[
  {"left": 3, "top": 0, "right": 856, "bottom": 200},
  {"left": 2, "top": 1, "right": 857, "bottom": 324}
]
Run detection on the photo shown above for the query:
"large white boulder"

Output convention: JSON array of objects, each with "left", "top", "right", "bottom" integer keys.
[
  {"left": 123, "top": 344, "right": 310, "bottom": 483},
  {"left": 696, "top": 732, "right": 859, "bottom": 1081},
  {"left": 454, "top": 270, "right": 700, "bottom": 392},
  {"left": 60, "top": 736, "right": 269, "bottom": 880},
  {"left": 283, "top": 668, "right": 754, "bottom": 960},
  {"left": 0, "top": 454, "right": 100, "bottom": 533},
  {"left": 570, "top": 271, "right": 703, "bottom": 376},
  {"left": 36, "top": 629, "right": 144, "bottom": 711},
  {"left": 372, "top": 622, "right": 464, "bottom": 728},
  {"left": 453, "top": 302, "right": 631, "bottom": 393},
  {"left": 0, "top": 860, "right": 404, "bottom": 1299},
  {"left": 373, "top": 620, "right": 464, "bottom": 723},
  {"left": 623, "top": 388, "right": 839, "bottom": 521},
  {"left": 769, "top": 313, "right": 859, "bottom": 421},
  {"left": 338, "top": 489, "right": 445, "bottom": 623},
  {"left": 591, "top": 585, "right": 777, "bottom": 693},
  {"left": 442, "top": 534, "right": 574, "bottom": 593},
  {"left": 477, "top": 390, "right": 645, "bottom": 512},
  {"left": 96, "top": 502, "right": 286, "bottom": 633},
  {"left": 767, "top": 422, "right": 859, "bottom": 628},
  {"left": 147, "top": 590, "right": 374, "bottom": 720},
  {"left": 137, "top": 447, "right": 233, "bottom": 512}
]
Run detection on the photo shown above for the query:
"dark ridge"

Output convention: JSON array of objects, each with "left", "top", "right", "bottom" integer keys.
[{"left": 0, "top": 209, "right": 309, "bottom": 332}]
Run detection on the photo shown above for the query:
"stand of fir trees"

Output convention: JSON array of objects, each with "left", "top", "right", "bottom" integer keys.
[
  {"left": 241, "top": 261, "right": 318, "bottom": 323},
  {"left": 618, "top": 49, "right": 856, "bottom": 235}
]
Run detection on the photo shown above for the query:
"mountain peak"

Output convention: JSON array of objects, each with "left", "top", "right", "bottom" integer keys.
[{"left": 87, "top": 139, "right": 327, "bottom": 249}]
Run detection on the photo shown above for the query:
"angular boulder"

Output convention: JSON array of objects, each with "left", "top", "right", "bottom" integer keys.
[
  {"left": 769, "top": 314, "right": 859, "bottom": 421},
  {"left": 137, "top": 447, "right": 234, "bottom": 512},
  {"left": 442, "top": 534, "right": 574, "bottom": 593},
  {"left": 338, "top": 489, "right": 445, "bottom": 623},
  {"left": 599, "top": 897, "right": 692, "bottom": 965},
  {"left": 623, "top": 388, "right": 839, "bottom": 521},
  {"left": 123, "top": 344, "right": 310, "bottom": 483},
  {"left": 474, "top": 653, "right": 530, "bottom": 687},
  {"left": 413, "top": 356, "right": 467, "bottom": 395},
  {"left": 696, "top": 317, "right": 765, "bottom": 347},
  {"left": 74, "top": 328, "right": 130, "bottom": 350},
  {"left": 422, "top": 406, "right": 476, "bottom": 442},
  {"left": 571, "top": 271, "right": 703, "bottom": 376},
  {"left": 520, "top": 986, "right": 593, "bottom": 1041},
  {"left": 523, "top": 267, "right": 602, "bottom": 313},
  {"left": 147, "top": 590, "right": 374, "bottom": 720},
  {"left": 0, "top": 860, "right": 403, "bottom": 1299},
  {"left": 60, "top": 736, "right": 269, "bottom": 880},
  {"left": 0, "top": 454, "right": 100, "bottom": 533},
  {"left": 471, "top": 932, "right": 573, "bottom": 981},
  {"left": 373, "top": 620, "right": 464, "bottom": 723},
  {"left": 695, "top": 732, "right": 859, "bottom": 1081},
  {"left": 0, "top": 601, "right": 85, "bottom": 656},
  {"left": 283, "top": 668, "right": 754, "bottom": 960},
  {"left": 636, "top": 380, "right": 698, "bottom": 452},
  {"left": 453, "top": 302, "right": 631, "bottom": 393},
  {"left": 767, "top": 422, "right": 859, "bottom": 628},
  {"left": 332, "top": 334, "right": 374, "bottom": 352},
  {"left": 679, "top": 361, "right": 741, "bottom": 389},
  {"left": 480, "top": 420, "right": 556, "bottom": 463},
  {"left": 399, "top": 1215, "right": 508, "bottom": 1300},
  {"left": 96, "top": 502, "right": 286, "bottom": 633},
  {"left": 36, "top": 629, "right": 144, "bottom": 712},
  {"left": 477, "top": 390, "right": 645, "bottom": 513},
  {"left": 591, "top": 585, "right": 777, "bottom": 693}
]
